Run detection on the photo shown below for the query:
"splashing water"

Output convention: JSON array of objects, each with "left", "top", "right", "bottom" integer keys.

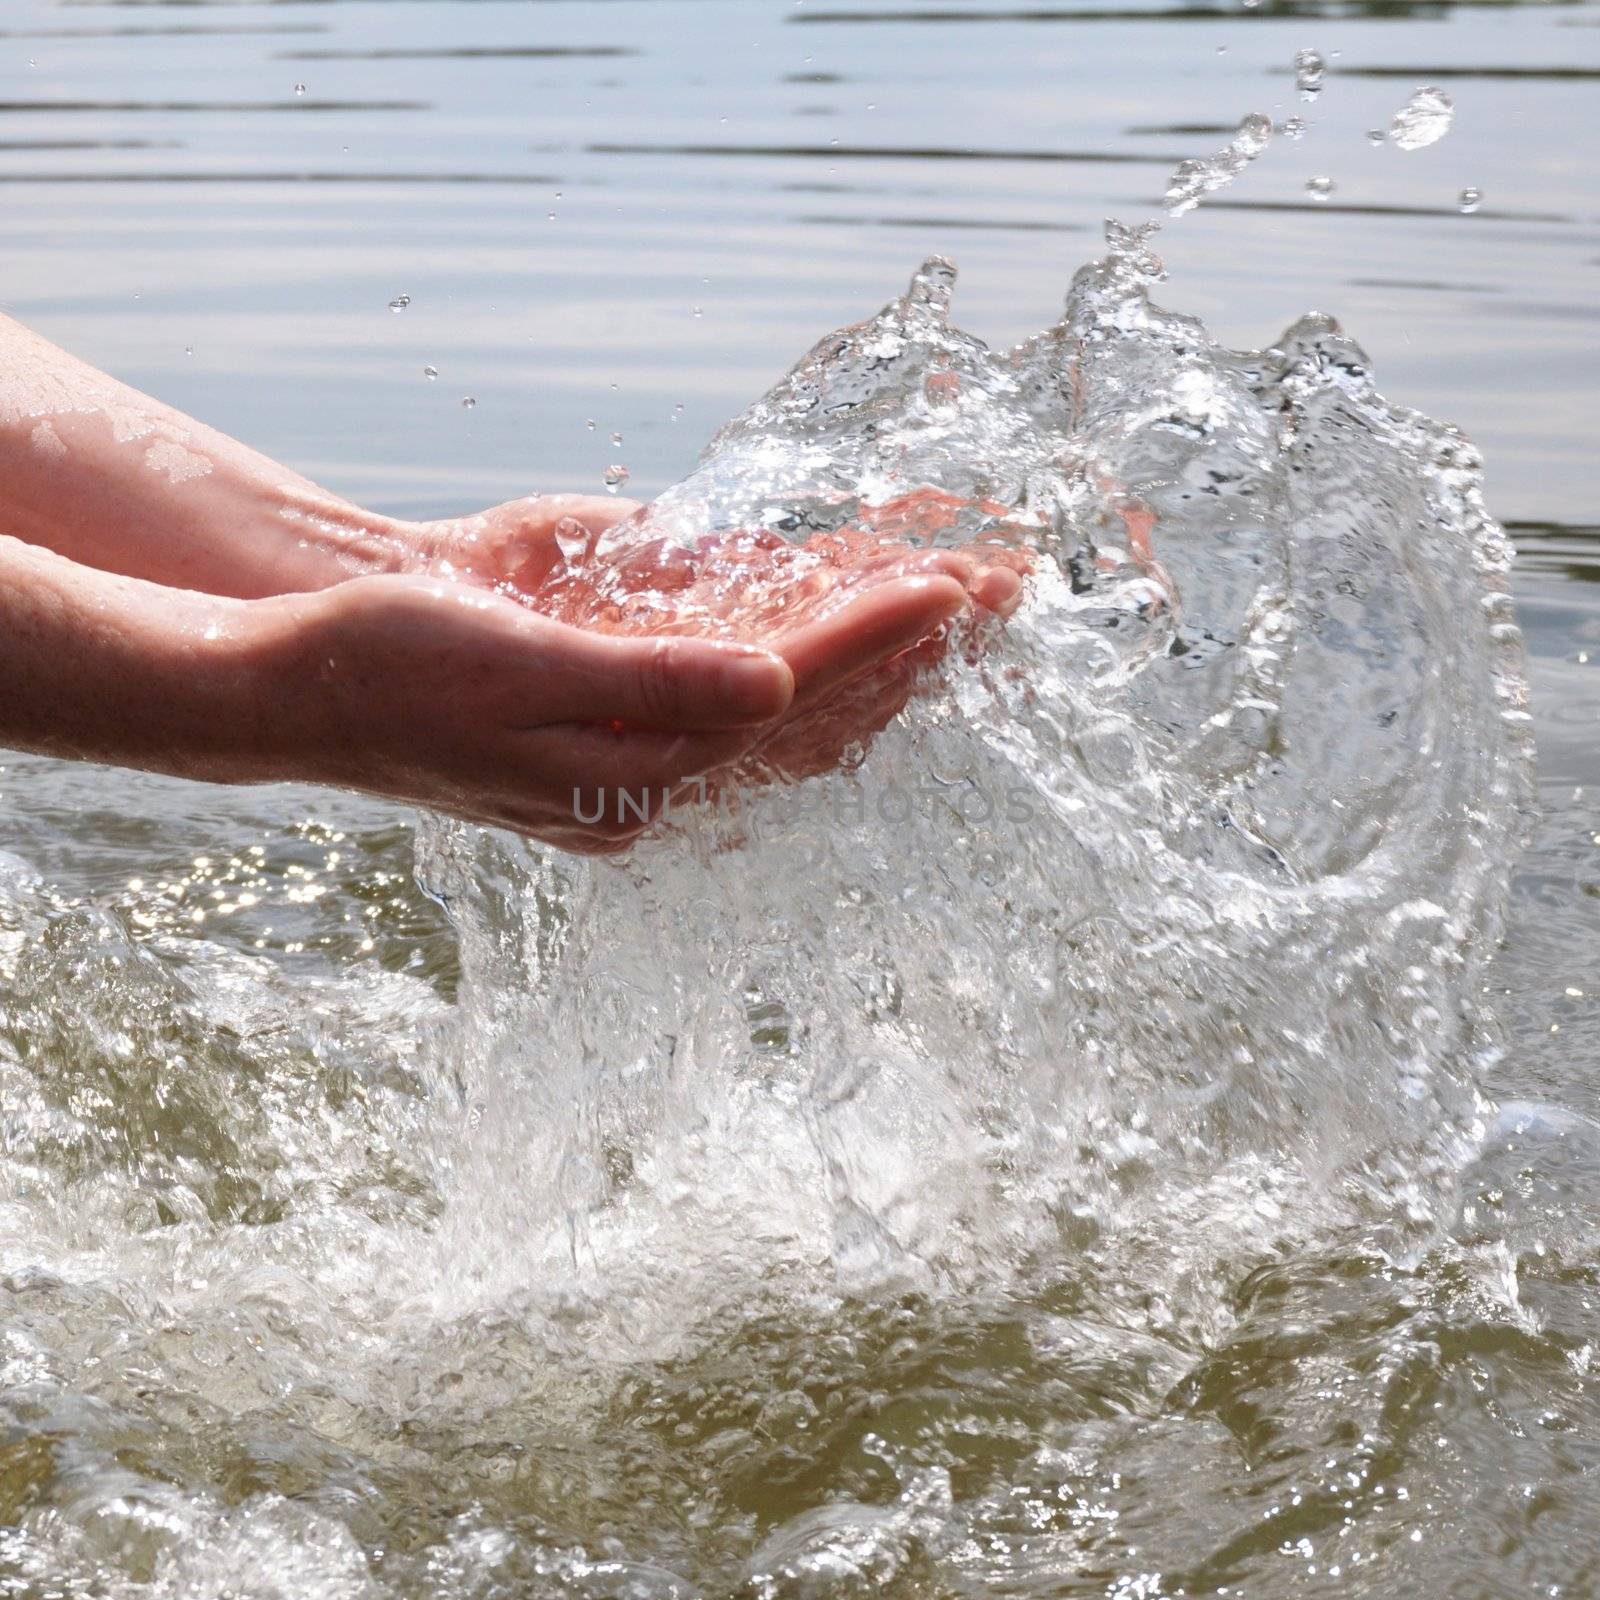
[
  {"left": 0, "top": 188, "right": 1543, "bottom": 1599},
  {"left": 1163, "top": 113, "right": 1273, "bottom": 218},
  {"left": 418, "top": 235, "right": 1532, "bottom": 1314}
]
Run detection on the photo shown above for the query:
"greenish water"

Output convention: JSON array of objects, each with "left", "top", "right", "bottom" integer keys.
[{"left": 2, "top": 2, "right": 1599, "bottom": 1596}]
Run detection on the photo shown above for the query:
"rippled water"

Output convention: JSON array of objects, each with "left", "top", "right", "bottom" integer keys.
[{"left": 4, "top": 2, "right": 1600, "bottom": 1596}]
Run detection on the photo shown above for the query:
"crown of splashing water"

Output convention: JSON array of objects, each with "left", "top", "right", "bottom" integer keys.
[{"left": 417, "top": 225, "right": 1533, "bottom": 1323}]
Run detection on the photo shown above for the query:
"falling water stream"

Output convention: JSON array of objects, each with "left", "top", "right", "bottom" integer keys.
[{"left": 3, "top": 72, "right": 1598, "bottom": 1600}]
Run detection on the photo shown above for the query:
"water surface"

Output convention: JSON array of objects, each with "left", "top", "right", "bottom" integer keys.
[{"left": 2, "top": 2, "right": 1599, "bottom": 1596}]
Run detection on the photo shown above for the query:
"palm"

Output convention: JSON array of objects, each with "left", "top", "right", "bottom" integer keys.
[{"left": 417, "top": 490, "right": 1028, "bottom": 813}]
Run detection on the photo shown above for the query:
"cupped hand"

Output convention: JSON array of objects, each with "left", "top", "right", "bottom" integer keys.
[{"left": 365, "top": 489, "right": 1031, "bottom": 846}]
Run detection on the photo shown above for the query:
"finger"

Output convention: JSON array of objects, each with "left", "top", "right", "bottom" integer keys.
[
  {"left": 969, "top": 564, "right": 1024, "bottom": 617},
  {"left": 532, "top": 493, "right": 643, "bottom": 537},
  {"left": 527, "top": 624, "right": 795, "bottom": 730},
  {"left": 775, "top": 573, "right": 968, "bottom": 705}
]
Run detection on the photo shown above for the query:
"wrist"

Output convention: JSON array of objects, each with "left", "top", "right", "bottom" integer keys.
[{"left": 212, "top": 586, "right": 348, "bottom": 786}]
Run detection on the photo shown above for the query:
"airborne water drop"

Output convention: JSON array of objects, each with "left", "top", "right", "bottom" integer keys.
[
  {"left": 1390, "top": 86, "right": 1454, "bottom": 151},
  {"left": 1294, "top": 48, "right": 1326, "bottom": 100}
]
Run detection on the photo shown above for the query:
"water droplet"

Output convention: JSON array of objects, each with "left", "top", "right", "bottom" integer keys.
[
  {"left": 461, "top": 396, "right": 477, "bottom": 410},
  {"left": 1367, "top": 128, "right": 1387, "bottom": 146},
  {"left": 1458, "top": 186, "right": 1483, "bottom": 214},
  {"left": 293, "top": 82, "right": 307, "bottom": 97},
  {"left": 866, "top": 102, "right": 877, "bottom": 111},
  {"left": 1282, "top": 116, "right": 1307, "bottom": 140},
  {"left": 603, "top": 464, "right": 630, "bottom": 493},
  {"left": 586, "top": 418, "right": 597, "bottom": 431},
  {"left": 692, "top": 306, "right": 704, "bottom": 318},
  {"left": 610, "top": 431, "right": 623, "bottom": 446},
  {"left": 1390, "top": 85, "right": 1453, "bottom": 151},
  {"left": 388, "top": 294, "right": 411, "bottom": 313},
  {"left": 1216, "top": 44, "right": 1228, "bottom": 54},
  {"left": 547, "top": 211, "right": 557, "bottom": 222},
  {"left": 1163, "top": 113, "right": 1273, "bottom": 218},
  {"left": 1294, "top": 48, "right": 1325, "bottom": 100},
  {"left": 184, "top": 346, "right": 193, "bottom": 357},
  {"left": 1305, "top": 175, "right": 1335, "bottom": 202},
  {"left": 423, "top": 365, "right": 438, "bottom": 380}
]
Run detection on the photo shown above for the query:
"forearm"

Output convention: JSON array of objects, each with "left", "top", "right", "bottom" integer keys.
[
  {"left": 0, "top": 312, "right": 406, "bottom": 598},
  {"left": 0, "top": 533, "right": 296, "bottom": 782}
]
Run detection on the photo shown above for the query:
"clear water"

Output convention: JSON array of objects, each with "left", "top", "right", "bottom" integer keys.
[{"left": 3, "top": 3, "right": 1600, "bottom": 1597}]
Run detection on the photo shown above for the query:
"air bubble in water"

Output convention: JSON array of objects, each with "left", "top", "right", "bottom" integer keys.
[
  {"left": 293, "top": 82, "right": 307, "bottom": 96},
  {"left": 603, "top": 464, "right": 630, "bottom": 492},
  {"left": 388, "top": 295, "right": 411, "bottom": 313},
  {"left": 1294, "top": 48, "right": 1325, "bottom": 100},
  {"left": 693, "top": 306, "right": 705, "bottom": 318},
  {"left": 461, "top": 396, "right": 477, "bottom": 410},
  {"left": 423, "top": 365, "right": 438, "bottom": 380},
  {"left": 1282, "top": 116, "right": 1307, "bottom": 140},
  {"left": 1306, "top": 175, "right": 1335, "bottom": 202},
  {"left": 1390, "top": 86, "right": 1453, "bottom": 151},
  {"left": 1459, "top": 186, "right": 1483, "bottom": 214},
  {"left": 610, "top": 431, "right": 624, "bottom": 446}
]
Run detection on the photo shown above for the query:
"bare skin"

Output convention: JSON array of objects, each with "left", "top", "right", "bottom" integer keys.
[{"left": 0, "top": 312, "right": 1026, "bottom": 849}]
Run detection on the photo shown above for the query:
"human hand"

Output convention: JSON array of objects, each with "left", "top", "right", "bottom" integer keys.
[
  {"left": 257, "top": 572, "right": 809, "bottom": 848},
  {"left": 409, "top": 489, "right": 1030, "bottom": 793}
]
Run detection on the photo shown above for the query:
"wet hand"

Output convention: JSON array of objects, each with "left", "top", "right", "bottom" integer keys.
[
  {"left": 412, "top": 491, "right": 1028, "bottom": 785},
  {"left": 267, "top": 573, "right": 796, "bottom": 849}
]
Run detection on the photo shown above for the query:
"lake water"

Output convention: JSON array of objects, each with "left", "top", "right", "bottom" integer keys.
[{"left": 3, "top": 1, "right": 1599, "bottom": 1596}]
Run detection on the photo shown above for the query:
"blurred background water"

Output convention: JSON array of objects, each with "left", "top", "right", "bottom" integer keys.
[{"left": 2, "top": 2, "right": 1599, "bottom": 1596}]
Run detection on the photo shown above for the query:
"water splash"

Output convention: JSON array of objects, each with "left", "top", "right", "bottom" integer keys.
[
  {"left": 416, "top": 237, "right": 1533, "bottom": 1326},
  {"left": 1163, "top": 112, "right": 1273, "bottom": 218}
]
